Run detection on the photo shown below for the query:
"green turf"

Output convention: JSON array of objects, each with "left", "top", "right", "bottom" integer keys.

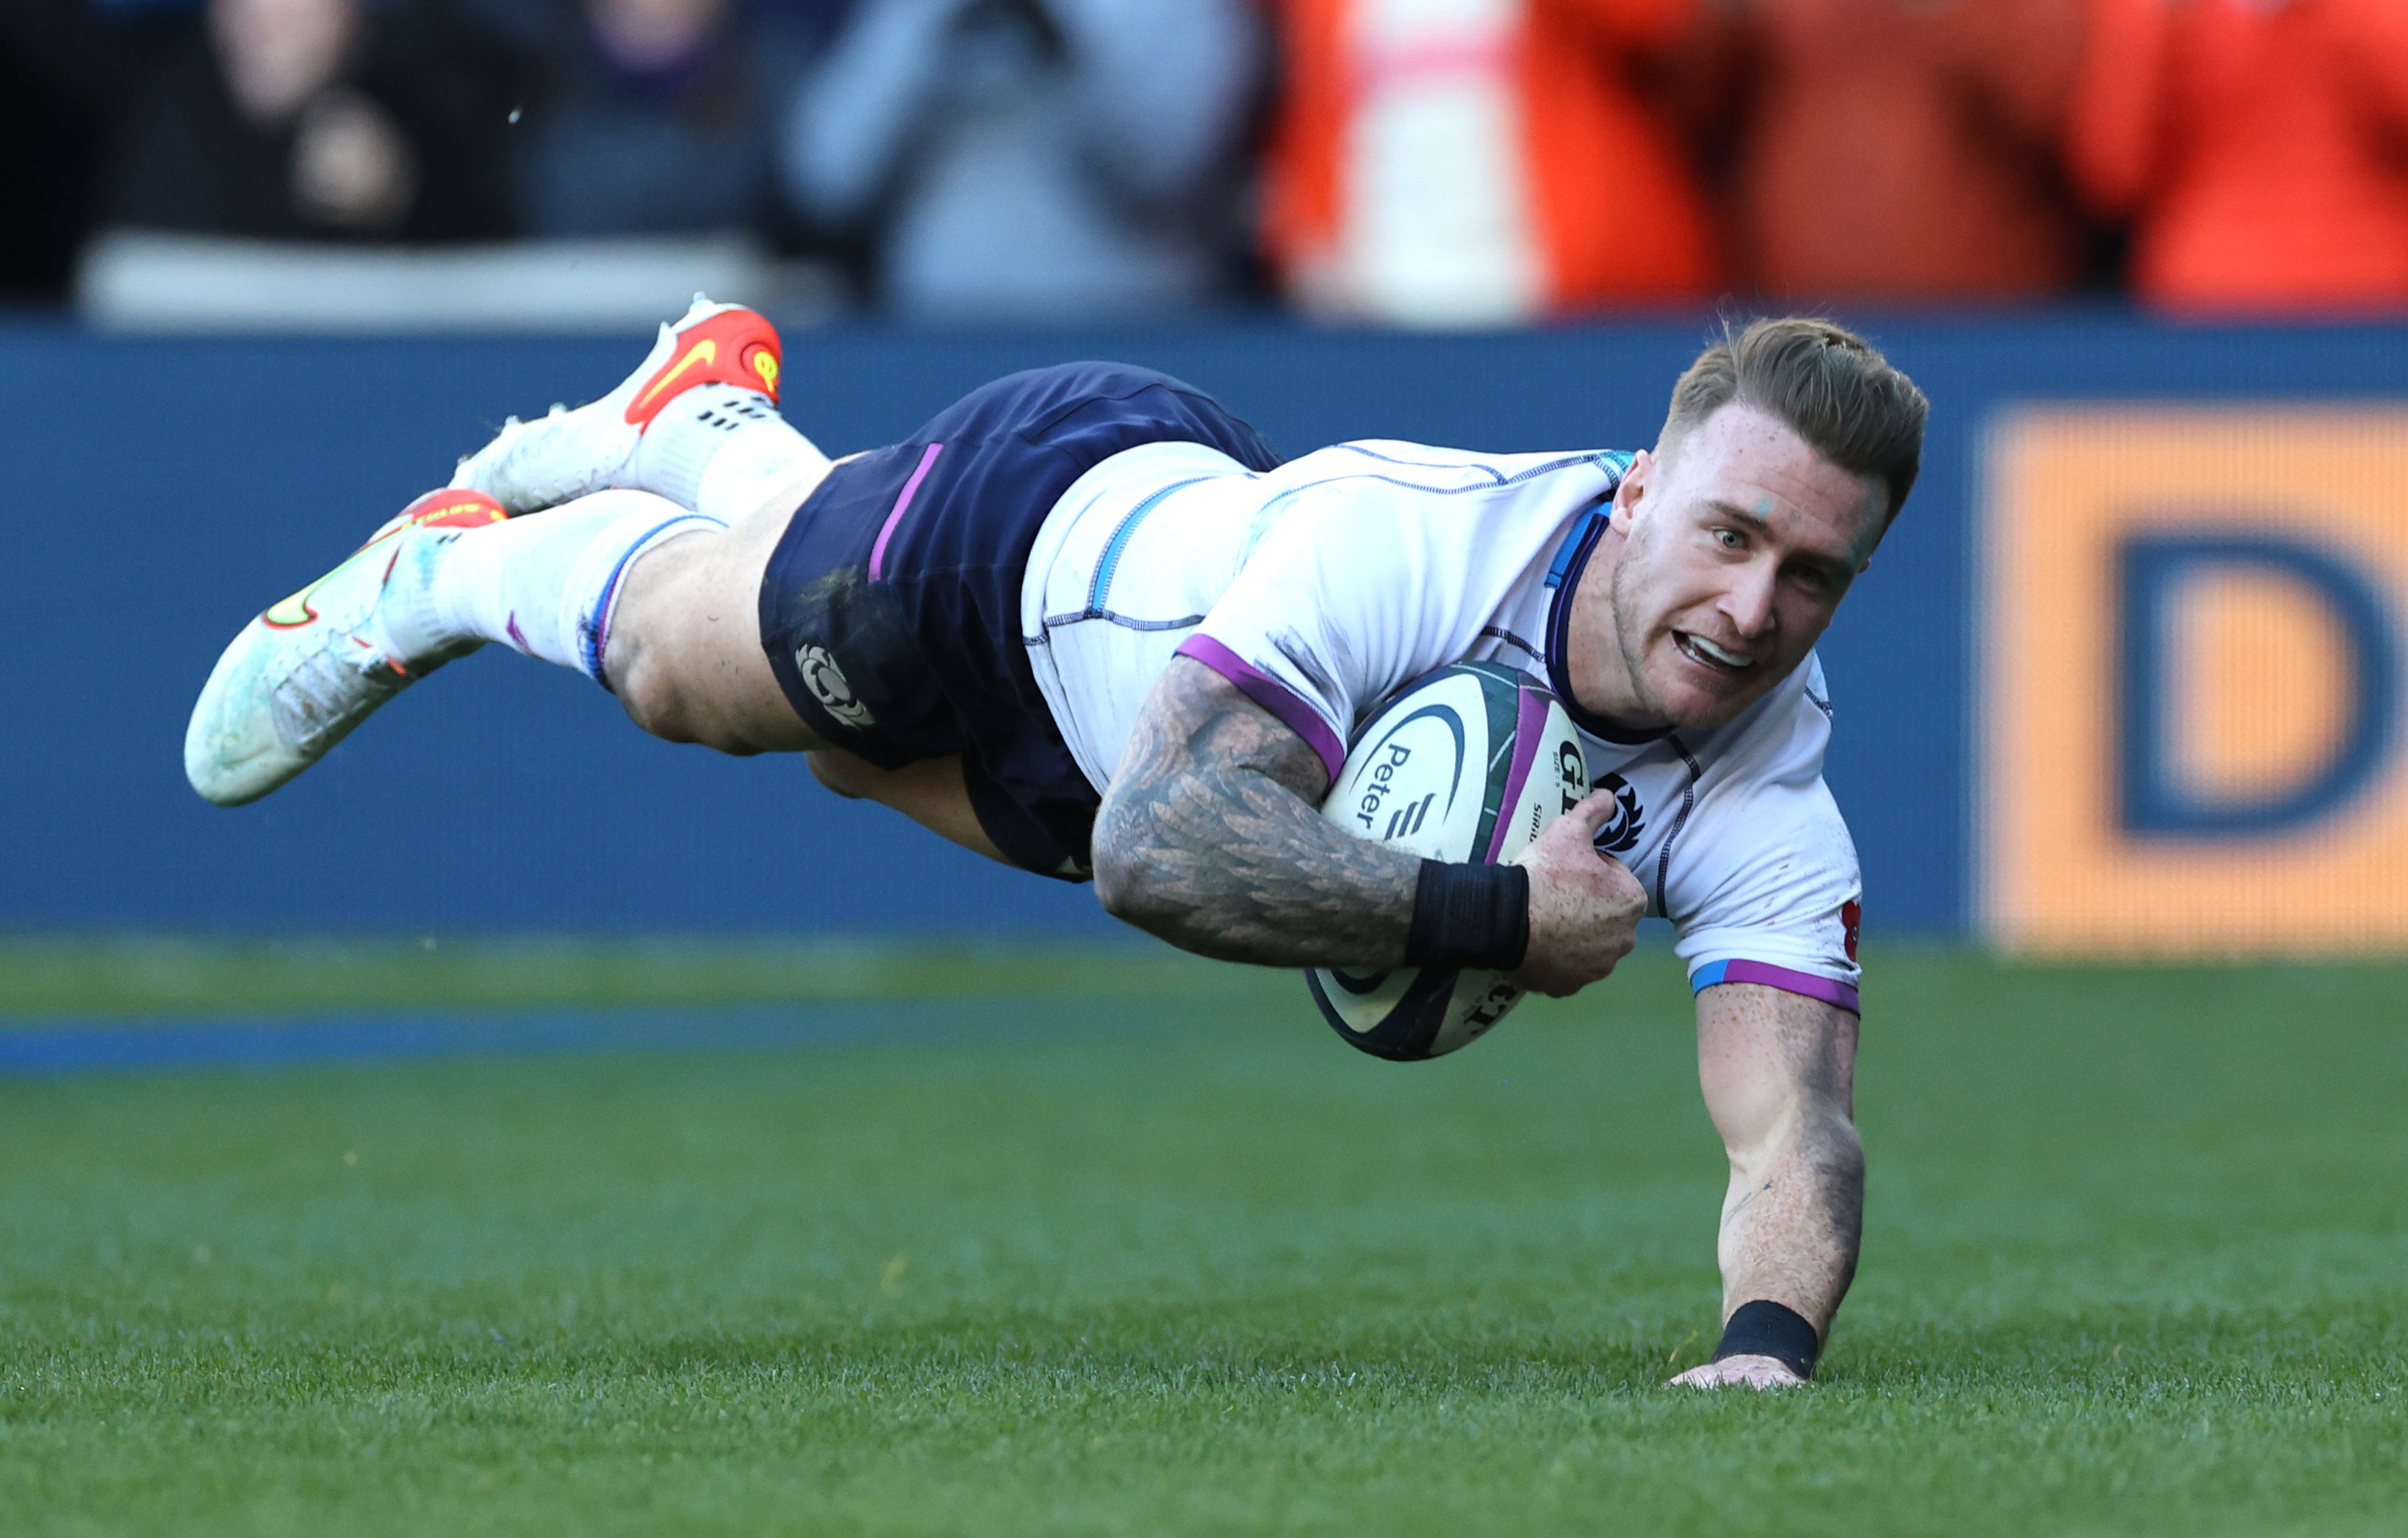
[
  {"left": 0, "top": 934, "right": 1232, "bottom": 1018},
  {"left": 6, "top": 946, "right": 2408, "bottom": 1535}
]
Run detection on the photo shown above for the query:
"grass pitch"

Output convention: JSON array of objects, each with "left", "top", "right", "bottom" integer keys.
[{"left": 5, "top": 945, "right": 2408, "bottom": 1535}]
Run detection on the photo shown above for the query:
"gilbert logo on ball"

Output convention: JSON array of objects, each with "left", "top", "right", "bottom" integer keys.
[{"left": 1308, "top": 661, "right": 1589, "bottom": 1062}]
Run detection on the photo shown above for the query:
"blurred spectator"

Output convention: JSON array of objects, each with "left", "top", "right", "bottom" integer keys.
[
  {"left": 2066, "top": 0, "right": 2408, "bottom": 313},
  {"left": 1259, "top": 0, "right": 1719, "bottom": 328},
  {"left": 780, "top": 0, "right": 1264, "bottom": 322},
  {"left": 105, "top": 0, "right": 519, "bottom": 241},
  {"left": 1, "top": 0, "right": 123, "bottom": 298},
  {"left": 509, "top": 0, "right": 844, "bottom": 240},
  {"left": 1721, "top": 0, "right": 2092, "bottom": 302}
]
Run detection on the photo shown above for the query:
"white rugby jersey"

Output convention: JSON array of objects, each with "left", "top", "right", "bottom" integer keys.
[{"left": 1020, "top": 439, "right": 1863, "bottom": 1012}]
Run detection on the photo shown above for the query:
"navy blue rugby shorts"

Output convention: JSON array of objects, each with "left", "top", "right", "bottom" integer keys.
[{"left": 758, "top": 362, "right": 1280, "bottom": 880}]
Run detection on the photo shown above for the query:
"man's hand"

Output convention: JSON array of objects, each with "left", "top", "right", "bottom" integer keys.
[
  {"left": 1667, "top": 1354, "right": 1806, "bottom": 1390},
  {"left": 1508, "top": 788, "right": 1647, "bottom": 996}
]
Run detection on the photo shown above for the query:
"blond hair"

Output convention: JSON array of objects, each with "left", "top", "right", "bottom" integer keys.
[{"left": 1661, "top": 317, "right": 1930, "bottom": 524}]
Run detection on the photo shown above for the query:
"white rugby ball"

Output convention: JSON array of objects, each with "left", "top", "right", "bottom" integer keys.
[{"left": 1307, "top": 661, "right": 1589, "bottom": 1061}]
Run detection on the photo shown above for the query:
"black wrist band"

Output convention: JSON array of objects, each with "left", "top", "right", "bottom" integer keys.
[
  {"left": 1406, "top": 860, "right": 1530, "bottom": 973},
  {"left": 1711, "top": 1300, "right": 1821, "bottom": 1379}
]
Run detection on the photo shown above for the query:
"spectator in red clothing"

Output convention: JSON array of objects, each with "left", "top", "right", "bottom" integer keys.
[
  {"left": 1717, "top": 0, "right": 2092, "bottom": 303},
  {"left": 2066, "top": 0, "right": 2408, "bottom": 314},
  {"left": 1260, "top": 0, "right": 1721, "bottom": 328}
]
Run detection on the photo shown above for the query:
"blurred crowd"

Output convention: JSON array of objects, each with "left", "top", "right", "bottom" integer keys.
[{"left": 7, "top": 0, "right": 2407, "bottom": 323}]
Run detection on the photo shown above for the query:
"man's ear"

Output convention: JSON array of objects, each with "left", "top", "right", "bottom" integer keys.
[{"left": 1610, "top": 448, "right": 1656, "bottom": 533}]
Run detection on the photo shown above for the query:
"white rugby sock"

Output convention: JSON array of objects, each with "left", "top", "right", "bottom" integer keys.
[
  {"left": 628, "top": 389, "right": 830, "bottom": 524},
  {"left": 378, "top": 489, "right": 724, "bottom": 688}
]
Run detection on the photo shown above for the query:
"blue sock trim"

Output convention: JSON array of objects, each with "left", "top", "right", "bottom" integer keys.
[{"left": 577, "top": 513, "right": 725, "bottom": 689}]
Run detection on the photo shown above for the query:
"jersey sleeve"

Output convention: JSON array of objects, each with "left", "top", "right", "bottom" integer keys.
[
  {"left": 1173, "top": 484, "right": 1482, "bottom": 780},
  {"left": 1663, "top": 681, "right": 1864, "bottom": 1013},
  {"left": 1171, "top": 444, "right": 1621, "bottom": 777}
]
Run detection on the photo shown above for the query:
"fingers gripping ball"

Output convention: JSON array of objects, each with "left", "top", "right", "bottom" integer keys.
[{"left": 1307, "top": 662, "right": 1589, "bottom": 1060}]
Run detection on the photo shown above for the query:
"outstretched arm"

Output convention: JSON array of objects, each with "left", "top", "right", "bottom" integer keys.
[
  {"left": 1093, "top": 657, "right": 1645, "bottom": 985},
  {"left": 1669, "top": 982, "right": 1863, "bottom": 1390}
]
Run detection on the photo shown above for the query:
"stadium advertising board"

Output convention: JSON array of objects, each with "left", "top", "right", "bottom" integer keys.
[{"left": 1983, "top": 406, "right": 2408, "bottom": 956}]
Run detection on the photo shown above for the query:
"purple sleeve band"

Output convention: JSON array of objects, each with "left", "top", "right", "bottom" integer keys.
[
  {"left": 868, "top": 442, "right": 943, "bottom": 581},
  {"left": 1691, "top": 959, "right": 1861, "bottom": 1015},
  {"left": 1174, "top": 634, "right": 1348, "bottom": 783}
]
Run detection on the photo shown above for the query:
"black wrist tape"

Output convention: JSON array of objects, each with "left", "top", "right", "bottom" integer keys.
[
  {"left": 1406, "top": 860, "right": 1531, "bottom": 973},
  {"left": 1711, "top": 1300, "right": 1821, "bottom": 1379}
]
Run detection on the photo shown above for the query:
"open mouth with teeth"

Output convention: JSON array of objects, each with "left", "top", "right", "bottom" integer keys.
[{"left": 1675, "top": 631, "right": 1755, "bottom": 675}]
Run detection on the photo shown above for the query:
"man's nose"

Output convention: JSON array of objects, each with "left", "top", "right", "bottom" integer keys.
[{"left": 1723, "top": 559, "right": 1779, "bottom": 638}]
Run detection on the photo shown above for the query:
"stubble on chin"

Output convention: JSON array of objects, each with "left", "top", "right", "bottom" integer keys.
[
  {"left": 1607, "top": 550, "right": 1668, "bottom": 726},
  {"left": 1612, "top": 569, "right": 1768, "bottom": 736}
]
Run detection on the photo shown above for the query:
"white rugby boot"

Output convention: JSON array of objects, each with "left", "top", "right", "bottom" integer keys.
[
  {"left": 184, "top": 489, "right": 509, "bottom": 807},
  {"left": 448, "top": 295, "right": 785, "bottom": 514}
]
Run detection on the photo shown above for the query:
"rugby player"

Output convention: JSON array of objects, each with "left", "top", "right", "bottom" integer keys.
[{"left": 186, "top": 306, "right": 1926, "bottom": 1390}]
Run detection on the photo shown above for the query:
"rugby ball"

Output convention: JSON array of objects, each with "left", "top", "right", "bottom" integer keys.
[{"left": 1307, "top": 661, "right": 1589, "bottom": 1061}]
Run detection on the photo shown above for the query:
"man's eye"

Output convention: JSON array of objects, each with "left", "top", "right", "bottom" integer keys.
[{"left": 1714, "top": 528, "right": 1744, "bottom": 550}]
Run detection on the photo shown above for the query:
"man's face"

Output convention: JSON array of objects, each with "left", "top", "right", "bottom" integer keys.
[{"left": 1592, "top": 403, "right": 1886, "bottom": 734}]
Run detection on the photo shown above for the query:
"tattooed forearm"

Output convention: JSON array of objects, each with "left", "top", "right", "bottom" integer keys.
[{"left": 1092, "top": 657, "right": 1419, "bottom": 969}]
